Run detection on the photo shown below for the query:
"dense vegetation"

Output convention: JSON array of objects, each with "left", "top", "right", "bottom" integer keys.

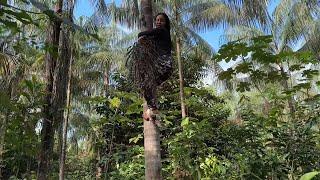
[{"left": 0, "top": 0, "right": 319, "bottom": 179}]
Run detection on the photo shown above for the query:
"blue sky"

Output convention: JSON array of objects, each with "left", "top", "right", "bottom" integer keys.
[{"left": 74, "top": 0, "right": 279, "bottom": 52}]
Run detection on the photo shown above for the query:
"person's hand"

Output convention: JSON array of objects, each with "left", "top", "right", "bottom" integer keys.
[{"left": 138, "top": 35, "right": 146, "bottom": 43}]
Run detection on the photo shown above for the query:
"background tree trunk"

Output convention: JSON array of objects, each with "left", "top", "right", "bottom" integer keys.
[
  {"left": 280, "top": 65, "right": 295, "bottom": 114},
  {"left": 174, "top": 1, "right": 186, "bottom": 118},
  {"left": 52, "top": 29, "right": 72, "bottom": 156},
  {"left": 38, "top": 1, "right": 63, "bottom": 179},
  {"left": 141, "top": 0, "right": 162, "bottom": 179},
  {"left": 59, "top": 48, "right": 73, "bottom": 180},
  {"left": 104, "top": 69, "right": 110, "bottom": 96},
  {"left": 56, "top": 1, "right": 74, "bottom": 179},
  {"left": 175, "top": 37, "right": 186, "bottom": 118},
  {"left": 0, "top": 113, "right": 8, "bottom": 179}
]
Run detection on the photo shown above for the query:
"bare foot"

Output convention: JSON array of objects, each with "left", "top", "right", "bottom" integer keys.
[
  {"left": 143, "top": 108, "right": 152, "bottom": 121},
  {"left": 143, "top": 108, "right": 160, "bottom": 121}
]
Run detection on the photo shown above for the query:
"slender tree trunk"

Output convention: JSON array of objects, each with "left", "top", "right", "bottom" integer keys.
[
  {"left": 59, "top": 52, "right": 73, "bottom": 180},
  {"left": 95, "top": 148, "right": 102, "bottom": 178},
  {"left": 104, "top": 71, "right": 109, "bottom": 90},
  {"left": 105, "top": 121, "right": 116, "bottom": 175},
  {"left": 52, "top": 28, "right": 72, "bottom": 152},
  {"left": 104, "top": 69, "right": 110, "bottom": 96},
  {"left": 38, "top": 1, "right": 63, "bottom": 179},
  {"left": 141, "top": 0, "right": 162, "bottom": 179},
  {"left": 175, "top": 37, "right": 186, "bottom": 118},
  {"left": 0, "top": 113, "right": 8, "bottom": 179},
  {"left": 174, "top": 1, "right": 186, "bottom": 118},
  {"left": 56, "top": 2, "right": 74, "bottom": 179},
  {"left": 279, "top": 65, "right": 295, "bottom": 114},
  {"left": 57, "top": 123, "right": 63, "bottom": 156}
]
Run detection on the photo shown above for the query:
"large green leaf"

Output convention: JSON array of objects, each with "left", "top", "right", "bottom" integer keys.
[
  {"left": 300, "top": 171, "right": 320, "bottom": 180},
  {"left": 181, "top": 117, "right": 190, "bottom": 127}
]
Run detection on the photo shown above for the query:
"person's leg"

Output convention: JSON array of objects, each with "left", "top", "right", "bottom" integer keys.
[
  {"left": 143, "top": 86, "right": 159, "bottom": 120},
  {"left": 143, "top": 86, "right": 157, "bottom": 109},
  {"left": 156, "top": 55, "right": 173, "bottom": 86}
]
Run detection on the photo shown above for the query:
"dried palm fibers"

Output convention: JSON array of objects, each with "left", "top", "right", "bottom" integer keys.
[{"left": 126, "top": 38, "right": 160, "bottom": 92}]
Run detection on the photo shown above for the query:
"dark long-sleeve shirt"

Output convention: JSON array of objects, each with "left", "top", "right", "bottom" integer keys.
[{"left": 138, "top": 27, "right": 171, "bottom": 55}]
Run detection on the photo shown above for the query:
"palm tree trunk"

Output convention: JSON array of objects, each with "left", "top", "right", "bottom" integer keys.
[
  {"left": 176, "top": 37, "right": 186, "bottom": 118},
  {"left": 141, "top": 0, "right": 162, "bottom": 179},
  {"left": 38, "top": 1, "right": 63, "bottom": 179},
  {"left": 143, "top": 103, "right": 161, "bottom": 180},
  {"left": 141, "top": 0, "right": 153, "bottom": 30},
  {"left": 174, "top": 1, "right": 186, "bottom": 118},
  {"left": 59, "top": 42, "right": 73, "bottom": 180},
  {"left": 52, "top": 16, "right": 72, "bottom": 153},
  {"left": 55, "top": 2, "right": 74, "bottom": 179}
]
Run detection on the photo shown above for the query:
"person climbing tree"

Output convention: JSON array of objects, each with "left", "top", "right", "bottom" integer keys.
[{"left": 127, "top": 12, "right": 173, "bottom": 121}]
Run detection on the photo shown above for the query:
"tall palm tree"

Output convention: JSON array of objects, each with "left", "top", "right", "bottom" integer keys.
[
  {"left": 139, "top": 1, "right": 162, "bottom": 179},
  {"left": 58, "top": 1, "right": 75, "bottom": 179},
  {"left": 31, "top": 0, "right": 97, "bottom": 177},
  {"left": 85, "top": 23, "right": 127, "bottom": 94},
  {"left": 173, "top": 1, "right": 187, "bottom": 118},
  {"left": 37, "top": 0, "right": 63, "bottom": 179},
  {"left": 57, "top": 13, "right": 132, "bottom": 177}
]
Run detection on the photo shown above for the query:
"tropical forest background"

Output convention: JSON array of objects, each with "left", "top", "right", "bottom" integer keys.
[{"left": 0, "top": 0, "right": 320, "bottom": 179}]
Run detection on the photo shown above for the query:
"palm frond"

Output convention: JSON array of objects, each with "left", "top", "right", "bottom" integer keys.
[
  {"left": 187, "top": 0, "right": 270, "bottom": 32},
  {"left": 173, "top": 22, "right": 213, "bottom": 56},
  {"left": 102, "top": 0, "right": 143, "bottom": 29},
  {"left": 276, "top": 1, "right": 314, "bottom": 51},
  {"left": 298, "top": 18, "right": 320, "bottom": 55},
  {"left": 221, "top": 25, "right": 264, "bottom": 43},
  {"left": 114, "top": 31, "right": 138, "bottom": 48},
  {"left": 0, "top": 41, "right": 25, "bottom": 90},
  {"left": 187, "top": 1, "right": 235, "bottom": 32}
]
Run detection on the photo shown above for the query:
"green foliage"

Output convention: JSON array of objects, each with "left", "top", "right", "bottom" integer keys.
[
  {"left": 199, "top": 155, "right": 231, "bottom": 179},
  {"left": 1, "top": 1, "right": 320, "bottom": 179},
  {"left": 0, "top": 1, "right": 36, "bottom": 33},
  {"left": 215, "top": 35, "right": 319, "bottom": 98},
  {"left": 1, "top": 76, "right": 44, "bottom": 179},
  {"left": 65, "top": 155, "right": 96, "bottom": 179},
  {"left": 82, "top": 37, "right": 320, "bottom": 178}
]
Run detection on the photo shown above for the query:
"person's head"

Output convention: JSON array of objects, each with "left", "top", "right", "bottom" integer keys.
[{"left": 155, "top": 13, "right": 170, "bottom": 31}]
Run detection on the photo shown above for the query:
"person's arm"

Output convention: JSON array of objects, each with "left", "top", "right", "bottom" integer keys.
[{"left": 138, "top": 27, "right": 166, "bottom": 38}]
